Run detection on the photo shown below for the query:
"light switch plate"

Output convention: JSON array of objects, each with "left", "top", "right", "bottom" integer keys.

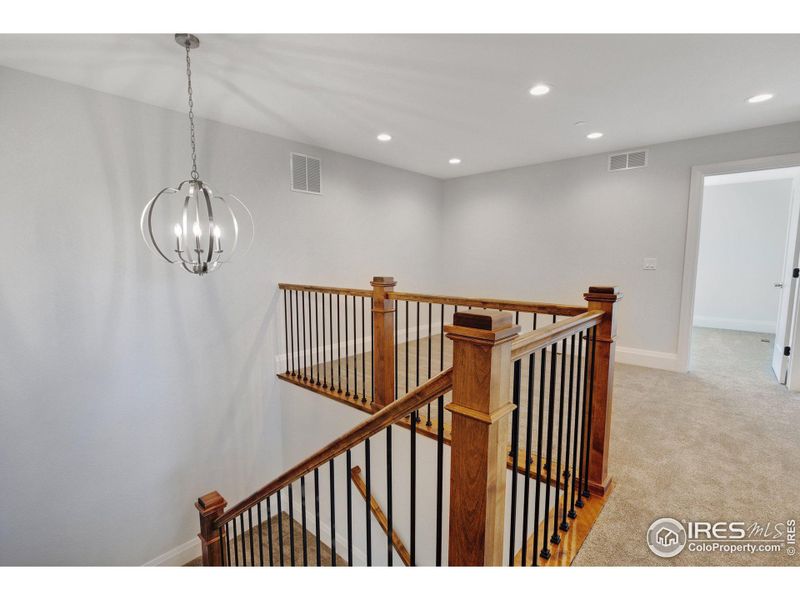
[{"left": 643, "top": 258, "right": 657, "bottom": 270}]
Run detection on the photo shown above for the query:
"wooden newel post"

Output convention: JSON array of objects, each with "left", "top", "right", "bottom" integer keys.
[
  {"left": 371, "top": 276, "right": 397, "bottom": 408},
  {"left": 583, "top": 285, "right": 622, "bottom": 497},
  {"left": 445, "top": 309, "right": 520, "bottom": 566},
  {"left": 196, "top": 491, "right": 227, "bottom": 566}
]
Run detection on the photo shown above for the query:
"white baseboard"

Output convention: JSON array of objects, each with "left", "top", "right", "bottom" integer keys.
[
  {"left": 692, "top": 316, "right": 776, "bottom": 334},
  {"left": 143, "top": 536, "right": 200, "bottom": 566},
  {"left": 615, "top": 346, "right": 681, "bottom": 372}
]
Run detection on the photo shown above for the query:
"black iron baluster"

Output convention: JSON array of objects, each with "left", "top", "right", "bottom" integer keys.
[
  {"left": 361, "top": 297, "right": 367, "bottom": 403},
  {"left": 551, "top": 338, "right": 568, "bottom": 546},
  {"left": 540, "top": 342, "right": 558, "bottom": 561},
  {"left": 277, "top": 491, "right": 285, "bottom": 566},
  {"left": 336, "top": 295, "right": 342, "bottom": 394},
  {"left": 410, "top": 408, "right": 417, "bottom": 566},
  {"left": 322, "top": 293, "right": 328, "bottom": 389},
  {"left": 508, "top": 358, "right": 521, "bottom": 565},
  {"left": 239, "top": 514, "right": 247, "bottom": 566},
  {"left": 405, "top": 301, "right": 409, "bottom": 398},
  {"left": 435, "top": 392, "right": 444, "bottom": 567},
  {"left": 352, "top": 296, "right": 358, "bottom": 399},
  {"left": 266, "top": 496, "right": 274, "bottom": 566},
  {"left": 426, "top": 303, "right": 432, "bottom": 426},
  {"left": 386, "top": 425, "right": 393, "bottom": 566},
  {"left": 308, "top": 292, "right": 315, "bottom": 385},
  {"left": 532, "top": 346, "right": 547, "bottom": 566},
  {"left": 395, "top": 300, "right": 399, "bottom": 399},
  {"left": 291, "top": 291, "right": 297, "bottom": 376},
  {"left": 346, "top": 449, "right": 353, "bottom": 566},
  {"left": 371, "top": 298, "right": 375, "bottom": 402},
  {"left": 300, "top": 477, "right": 308, "bottom": 566},
  {"left": 314, "top": 468, "right": 321, "bottom": 566},
  {"left": 329, "top": 458, "right": 336, "bottom": 566},
  {"left": 521, "top": 352, "right": 536, "bottom": 566},
  {"left": 248, "top": 507, "right": 255, "bottom": 566},
  {"left": 533, "top": 313, "right": 538, "bottom": 330},
  {"left": 257, "top": 501, "right": 264, "bottom": 566},
  {"left": 329, "top": 294, "right": 335, "bottom": 390},
  {"left": 315, "top": 293, "right": 321, "bottom": 385},
  {"left": 582, "top": 327, "right": 597, "bottom": 499},
  {"left": 302, "top": 291, "right": 308, "bottom": 381},
  {"left": 294, "top": 290, "right": 300, "bottom": 376},
  {"left": 233, "top": 517, "right": 240, "bottom": 566},
  {"left": 284, "top": 289, "right": 291, "bottom": 375},
  {"left": 561, "top": 334, "right": 576, "bottom": 531},
  {"left": 365, "top": 437, "right": 373, "bottom": 566},
  {"left": 576, "top": 329, "right": 590, "bottom": 510},
  {"left": 569, "top": 331, "right": 584, "bottom": 517},
  {"left": 552, "top": 314, "right": 557, "bottom": 324},
  {"left": 345, "top": 295, "right": 350, "bottom": 397},
  {"left": 288, "top": 484, "right": 296, "bottom": 566},
  {"left": 225, "top": 522, "right": 232, "bottom": 567}
]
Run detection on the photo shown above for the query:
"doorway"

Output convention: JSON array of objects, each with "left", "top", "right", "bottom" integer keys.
[{"left": 691, "top": 167, "right": 800, "bottom": 382}]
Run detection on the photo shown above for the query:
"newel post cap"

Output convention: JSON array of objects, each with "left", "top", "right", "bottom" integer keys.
[
  {"left": 445, "top": 309, "right": 520, "bottom": 344},
  {"left": 584, "top": 285, "right": 623, "bottom": 303},
  {"left": 196, "top": 491, "right": 227, "bottom": 516},
  {"left": 371, "top": 276, "right": 397, "bottom": 287}
]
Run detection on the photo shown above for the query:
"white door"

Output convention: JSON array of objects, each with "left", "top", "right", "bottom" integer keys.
[{"left": 772, "top": 176, "right": 800, "bottom": 383}]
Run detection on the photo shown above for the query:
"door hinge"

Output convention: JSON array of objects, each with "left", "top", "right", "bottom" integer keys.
[
  {"left": 785, "top": 346, "right": 791, "bottom": 357},
  {"left": 794, "top": 267, "right": 799, "bottom": 278}
]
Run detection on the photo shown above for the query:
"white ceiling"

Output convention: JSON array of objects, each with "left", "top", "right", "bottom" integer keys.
[{"left": 1, "top": 34, "right": 800, "bottom": 179}]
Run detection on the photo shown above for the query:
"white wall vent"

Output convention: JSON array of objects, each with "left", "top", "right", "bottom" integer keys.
[
  {"left": 608, "top": 149, "right": 648, "bottom": 171},
  {"left": 290, "top": 152, "right": 322, "bottom": 194}
]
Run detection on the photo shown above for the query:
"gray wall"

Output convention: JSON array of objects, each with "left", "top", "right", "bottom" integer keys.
[
  {"left": 0, "top": 66, "right": 443, "bottom": 565},
  {"left": 441, "top": 122, "right": 800, "bottom": 362}
]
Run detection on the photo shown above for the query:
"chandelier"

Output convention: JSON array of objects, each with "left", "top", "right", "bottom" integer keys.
[{"left": 141, "top": 34, "right": 253, "bottom": 276}]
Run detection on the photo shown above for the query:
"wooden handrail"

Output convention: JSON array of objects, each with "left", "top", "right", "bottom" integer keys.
[
  {"left": 388, "top": 291, "right": 587, "bottom": 316},
  {"left": 277, "top": 281, "right": 587, "bottom": 316},
  {"left": 510, "top": 310, "right": 604, "bottom": 361},
  {"left": 278, "top": 282, "right": 372, "bottom": 297},
  {"left": 215, "top": 367, "right": 454, "bottom": 528}
]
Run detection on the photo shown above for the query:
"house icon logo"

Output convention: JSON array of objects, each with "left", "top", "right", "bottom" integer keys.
[{"left": 647, "top": 518, "right": 687, "bottom": 558}]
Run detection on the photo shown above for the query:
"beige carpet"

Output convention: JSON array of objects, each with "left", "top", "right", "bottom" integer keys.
[{"left": 573, "top": 327, "right": 800, "bottom": 566}]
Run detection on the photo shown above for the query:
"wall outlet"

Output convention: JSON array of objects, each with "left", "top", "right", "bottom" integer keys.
[{"left": 643, "top": 257, "right": 657, "bottom": 270}]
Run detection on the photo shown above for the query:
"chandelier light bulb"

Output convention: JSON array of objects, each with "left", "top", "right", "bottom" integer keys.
[{"left": 140, "top": 33, "right": 254, "bottom": 277}]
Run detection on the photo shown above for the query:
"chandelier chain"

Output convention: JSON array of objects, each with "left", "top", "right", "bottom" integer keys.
[{"left": 185, "top": 43, "right": 199, "bottom": 180}]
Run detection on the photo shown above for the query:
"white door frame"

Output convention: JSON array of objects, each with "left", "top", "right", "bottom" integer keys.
[{"left": 676, "top": 152, "right": 800, "bottom": 372}]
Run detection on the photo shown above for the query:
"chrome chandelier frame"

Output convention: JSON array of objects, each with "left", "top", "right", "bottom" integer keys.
[{"left": 140, "top": 34, "right": 253, "bottom": 276}]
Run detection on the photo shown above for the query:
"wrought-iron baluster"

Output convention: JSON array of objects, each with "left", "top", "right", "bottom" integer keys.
[
  {"left": 346, "top": 449, "right": 354, "bottom": 566},
  {"left": 365, "top": 437, "right": 373, "bottom": 566},
  {"left": 248, "top": 507, "right": 255, "bottom": 566},
  {"left": 288, "top": 484, "right": 296, "bottom": 566},
  {"left": 266, "top": 496, "right": 274, "bottom": 566},
  {"left": 314, "top": 468, "right": 322, "bottom": 565},
  {"left": 521, "top": 352, "right": 536, "bottom": 565},
  {"left": 508, "top": 359, "right": 521, "bottom": 565},
  {"left": 345, "top": 295, "right": 350, "bottom": 397},
  {"left": 233, "top": 517, "right": 239, "bottom": 566},
  {"left": 569, "top": 331, "right": 584, "bottom": 517},
  {"left": 315, "top": 293, "right": 320, "bottom": 385},
  {"left": 540, "top": 342, "right": 558, "bottom": 560},
  {"left": 551, "top": 337, "right": 568, "bottom": 546},
  {"left": 410, "top": 408, "right": 417, "bottom": 566},
  {"left": 225, "top": 523, "right": 232, "bottom": 567},
  {"left": 435, "top": 392, "right": 444, "bottom": 567},
  {"left": 300, "top": 477, "right": 308, "bottom": 565},
  {"left": 336, "top": 295, "right": 342, "bottom": 393},
  {"left": 329, "top": 458, "right": 336, "bottom": 566},
  {"left": 277, "top": 491, "right": 285, "bottom": 566},
  {"left": 284, "top": 289, "right": 291, "bottom": 375},
  {"left": 561, "top": 334, "right": 576, "bottom": 531},
  {"left": 302, "top": 291, "right": 308, "bottom": 381},
  {"left": 322, "top": 293, "right": 328, "bottom": 389},
  {"left": 361, "top": 297, "right": 367, "bottom": 403},
  {"left": 386, "top": 426, "right": 393, "bottom": 566},
  {"left": 352, "top": 296, "right": 358, "bottom": 399},
  {"left": 582, "top": 327, "right": 597, "bottom": 499},
  {"left": 257, "top": 502, "right": 264, "bottom": 566},
  {"left": 426, "top": 303, "right": 432, "bottom": 426},
  {"left": 532, "top": 346, "right": 547, "bottom": 566},
  {"left": 239, "top": 514, "right": 247, "bottom": 566}
]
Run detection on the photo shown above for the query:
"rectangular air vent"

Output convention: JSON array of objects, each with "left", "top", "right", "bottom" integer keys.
[
  {"left": 290, "top": 152, "right": 322, "bottom": 194},
  {"left": 608, "top": 149, "right": 648, "bottom": 171}
]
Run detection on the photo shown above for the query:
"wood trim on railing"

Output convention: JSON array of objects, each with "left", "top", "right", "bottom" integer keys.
[
  {"left": 388, "top": 291, "right": 587, "bottom": 317},
  {"left": 215, "top": 368, "right": 454, "bottom": 528},
  {"left": 278, "top": 282, "right": 372, "bottom": 298},
  {"left": 510, "top": 310, "right": 604, "bottom": 360}
]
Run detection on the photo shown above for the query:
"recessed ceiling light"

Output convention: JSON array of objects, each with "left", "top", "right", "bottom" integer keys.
[
  {"left": 449, "top": 158, "right": 462, "bottom": 165},
  {"left": 529, "top": 83, "right": 551, "bottom": 96},
  {"left": 586, "top": 132, "right": 604, "bottom": 140},
  {"left": 573, "top": 120, "right": 586, "bottom": 126},
  {"left": 747, "top": 93, "right": 774, "bottom": 104},
  {"left": 377, "top": 133, "right": 392, "bottom": 142}
]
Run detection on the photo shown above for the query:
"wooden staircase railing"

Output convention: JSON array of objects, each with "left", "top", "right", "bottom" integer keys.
[{"left": 196, "top": 277, "right": 621, "bottom": 566}]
